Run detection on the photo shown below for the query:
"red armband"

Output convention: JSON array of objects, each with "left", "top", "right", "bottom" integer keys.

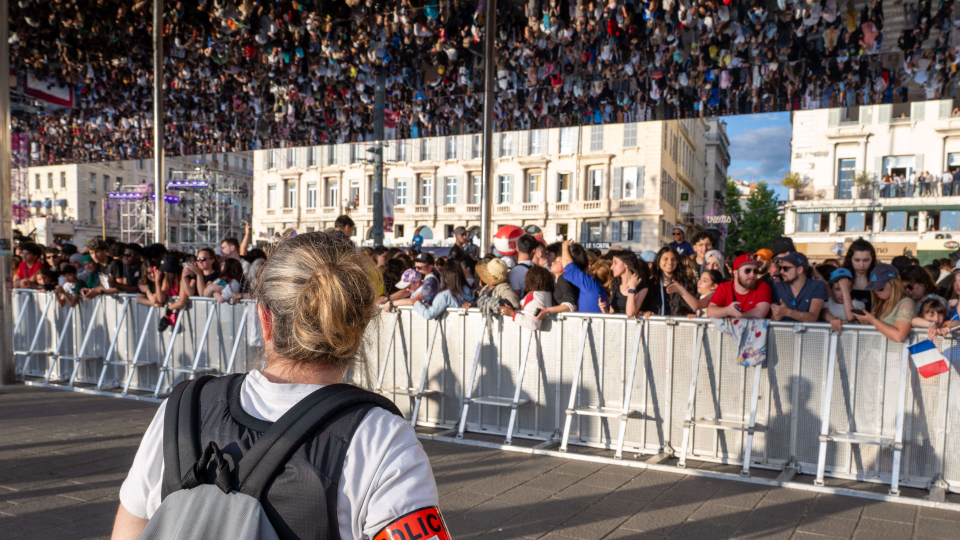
[{"left": 374, "top": 507, "right": 452, "bottom": 540}]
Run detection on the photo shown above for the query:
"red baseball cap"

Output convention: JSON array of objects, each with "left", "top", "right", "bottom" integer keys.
[{"left": 733, "top": 253, "right": 762, "bottom": 271}]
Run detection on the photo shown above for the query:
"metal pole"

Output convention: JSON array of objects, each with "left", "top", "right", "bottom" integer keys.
[
  {"left": 479, "top": 0, "right": 497, "bottom": 255},
  {"left": 0, "top": 0, "right": 14, "bottom": 386},
  {"left": 153, "top": 0, "right": 166, "bottom": 245},
  {"left": 372, "top": 70, "right": 385, "bottom": 248}
]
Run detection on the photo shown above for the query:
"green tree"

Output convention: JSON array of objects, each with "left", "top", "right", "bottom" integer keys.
[
  {"left": 739, "top": 182, "right": 784, "bottom": 254},
  {"left": 723, "top": 180, "right": 745, "bottom": 252}
]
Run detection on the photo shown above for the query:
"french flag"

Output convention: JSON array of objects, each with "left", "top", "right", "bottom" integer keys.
[{"left": 907, "top": 340, "right": 950, "bottom": 378}]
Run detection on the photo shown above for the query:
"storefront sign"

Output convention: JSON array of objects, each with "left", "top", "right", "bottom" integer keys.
[
  {"left": 582, "top": 242, "right": 611, "bottom": 250},
  {"left": 792, "top": 206, "right": 880, "bottom": 214}
]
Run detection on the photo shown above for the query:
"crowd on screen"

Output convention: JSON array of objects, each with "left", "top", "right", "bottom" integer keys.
[
  {"left": 12, "top": 214, "right": 959, "bottom": 342},
  {"left": 9, "top": 0, "right": 960, "bottom": 165}
]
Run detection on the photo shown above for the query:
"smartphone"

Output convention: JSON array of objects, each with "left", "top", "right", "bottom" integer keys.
[
  {"left": 851, "top": 309, "right": 865, "bottom": 316},
  {"left": 533, "top": 307, "right": 543, "bottom": 318}
]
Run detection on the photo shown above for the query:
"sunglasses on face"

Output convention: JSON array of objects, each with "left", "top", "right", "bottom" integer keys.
[
  {"left": 197, "top": 257, "right": 210, "bottom": 262},
  {"left": 740, "top": 268, "right": 757, "bottom": 275},
  {"left": 122, "top": 253, "right": 134, "bottom": 258},
  {"left": 415, "top": 265, "right": 428, "bottom": 270},
  {"left": 779, "top": 265, "right": 796, "bottom": 272}
]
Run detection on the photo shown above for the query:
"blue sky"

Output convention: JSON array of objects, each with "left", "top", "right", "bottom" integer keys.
[{"left": 722, "top": 112, "right": 792, "bottom": 200}]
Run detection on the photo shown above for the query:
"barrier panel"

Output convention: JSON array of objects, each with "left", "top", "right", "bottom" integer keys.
[{"left": 12, "top": 291, "right": 960, "bottom": 497}]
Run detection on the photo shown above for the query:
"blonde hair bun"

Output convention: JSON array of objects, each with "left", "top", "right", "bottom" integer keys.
[{"left": 254, "top": 230, "right": 382, "bottom": 371}]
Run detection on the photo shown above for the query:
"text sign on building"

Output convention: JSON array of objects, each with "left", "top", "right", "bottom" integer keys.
[
  {"left": 793, "top": 206, "right": 881, "bottom": 214},
  {"left": 582, "top": 242, "right": 611, "bottom": 250}
]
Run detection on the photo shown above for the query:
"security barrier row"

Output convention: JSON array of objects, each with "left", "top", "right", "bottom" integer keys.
[{"left": 11, "top": 290, "right": 960, "bottom": 499}]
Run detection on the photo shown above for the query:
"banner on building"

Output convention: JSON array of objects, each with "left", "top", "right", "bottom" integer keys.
[{"left": 383, "top": 187, "right": 394, "bottom": 232}]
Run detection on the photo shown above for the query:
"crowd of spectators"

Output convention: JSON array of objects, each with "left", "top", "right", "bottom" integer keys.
[
  {"left": 10, "top": 0, "right": 960, "bottom": 165},
  {"left": 10, "top": 215, "right": 960, "bottom": 344}
]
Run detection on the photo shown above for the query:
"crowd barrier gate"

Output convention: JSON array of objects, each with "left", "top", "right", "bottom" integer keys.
[{"left": 12, "top": 291, "right": 960, "bottom": 500}]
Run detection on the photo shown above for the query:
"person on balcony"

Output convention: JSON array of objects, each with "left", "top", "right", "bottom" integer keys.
[{"left": 941, "top": 170, "right": 953, "bottom": 197}]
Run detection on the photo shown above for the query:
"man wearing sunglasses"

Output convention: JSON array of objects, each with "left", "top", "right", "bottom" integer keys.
[
  {"left": 707, "top": 254, "right": 772, "bottom": 319},
  {"left": 668, "top": 225, "right": 694, "bottom": 257},
  {"left": 770, "top": 252, "right": 827, "bottom": 323}
]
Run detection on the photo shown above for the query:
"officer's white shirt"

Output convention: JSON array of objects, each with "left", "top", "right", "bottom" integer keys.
[{"left": 119, "top": 370, "right": 439, "bottom": 539}]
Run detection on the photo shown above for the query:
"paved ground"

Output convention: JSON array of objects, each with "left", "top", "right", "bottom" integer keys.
[{"left": 1, "top": 386, "right": 958, "bottom": 540}]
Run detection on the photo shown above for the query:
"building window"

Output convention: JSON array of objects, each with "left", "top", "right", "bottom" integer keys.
[
  {"left": 396, "top": 224, "right": 405, "bottom": 238},
  {"left": 797, "top": 213, "right": 821, "bottom": 232},
  {"left": 306, "top": 226, "right": 315, "bottom": 233},
  {"left": 136, "top": 159, "right": 144, "bottom": 170},
  {"left": 557, "top": 173, "right": 570, "bottom": 202},
  {"left": 590, "top": 125, "right": 604, "bottom": 152},
  {"left": 884, "top": 211, "right": 908, "bottom": 232},
  {"left": 941, "top": 210, "right": 960, "bottom": 231},
  {"left": 527, "top": 173, "right": 542, "bottom": 203},
  {"left": 327, "top": 145, "right": 338, "bottom": 166},
  {"left": 841, "top": 107, "right": 860, "bottom": 124},
  {"left": 350, "top": 180, "right": 360, "bottom": 207},
  {"left": 89, "top": 201, "right": 97, "bottom": 222},
  {"left": 89, "top": 172, "right": 96, "bottom": 192},
  {"left": 844, "top": 212, "right": 866, "bottom": 232},
  {"left": 242, "top": 158, "right": 248, "bottom": 171},
  {"left": 560, "top": 127, "right": 575, "bottom": 154},
  {"left": 421, "top": 176, "right": 433, "bottom": 205},
  {"left": 103, "top": 175, "right": 110, "bottom": 193},
  {"left": 471, "top": 175, "right": 481, "bottom": 205},
  {"left": 286, "top": 148, "right": 295, "bottom": 167},
  {"left": 498, "top": 175, "right": 512, "bottom": 205},
  {"left": 327, "top": 180, "right": 339, "bottom": 206},
  {"left": 837, "top": 159, "right": 855, "bottom": 200},
  {"left": 949, "top": 153, "right": 960, "bottom": 172},
  {"left": 420, "top": 139, "right": 436, "bottom": 162},
  {"left": 34, "top": 174, "right": 40, "bottom": 190},
  {"left": 267, "top": 227, "right": 275, "bottom": 238},
  {"left": 306, "top": 182, "right": 318, "bottom": 208},
  {"left": 584, "top": 222, "right": 603, "bottom": 243},
  {"left": 445, "top": 224, "right": 454, "bottom": 238},
  {"left": 307, "top": 147, "right": 316, "bottom": 167},
  {"left": 471, "top": 134, "right": 482, "bottom": 159},
  {"left": 660, "top": 170, "right": 677, "bottom": 208},
  {"left": 396, "top": 179, "right": 408, "bottom": 206},
  {"left": 60, "top": 172, "right": 66, "bottom": 188},
  {"left": 285, "top": 181, "right": 297, "bottom": 207},
  {"left": 588, "top": 170, "right": 603, "bottom": 201},
  {"left": 622, "top": 167, "right": 640, "bottom": 199},
  {"left": 445, "top": 177, "right": 458, "bottom": 206},
  {"left": 623, "top": 123, "right": 638, "bottom": 147},
  {"left": 529, "top": 130, "right": 543, "bottom": 155},
  {"left": 267, "top": 184, "right": 278, "bottom": 209},
  {"left": 47, "top": 173, "right": 53, "bottom": 189},
  {"left": 445, "top": 137, "right": 459, "bottom": 160},
  {"left": 500, "top": 133, "right": 515, "bottom": 158}
]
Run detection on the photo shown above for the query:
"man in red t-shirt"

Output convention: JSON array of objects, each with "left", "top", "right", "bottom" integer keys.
[
  {"left": 13, "top": 243, "right": 45, "bottom": 289},
  {"left": 707, "top": 253, "right": 772, "bottom": 319}
]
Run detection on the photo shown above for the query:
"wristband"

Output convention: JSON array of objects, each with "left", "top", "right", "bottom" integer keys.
[{"left": 627, "top": 289, "right": 636, "bottom": 294}]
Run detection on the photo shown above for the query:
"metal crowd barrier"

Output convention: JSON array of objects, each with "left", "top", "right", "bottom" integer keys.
[
  {"left": 12, "top": 290, "right": 260, "bottom": 398},
  {"left": 11, "top": 290, "right": 960, "bottom": 500}
]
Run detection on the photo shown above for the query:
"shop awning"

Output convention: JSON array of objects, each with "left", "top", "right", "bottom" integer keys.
[
  {"left": 54, "top": 199, "right": 68, "bottom": 207},
  {"left": 42, "top": 200, "right": 52, "bottom": 208},
  {"left": 28, "top": 201, "right": 42, "bottom": 208}
]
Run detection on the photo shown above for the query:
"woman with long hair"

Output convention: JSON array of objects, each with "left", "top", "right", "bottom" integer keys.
[
  {"left": 671, "top": 269, "right": 725, "bottom": 316},
  {"left": 842, "top": 237, "right": 878, "bottom": 312},
  {"left": 205, "top": 258, "right": 245, "bottom": 303},
  {"left": 599, "top": 251, "right": 649, "bottom": 317},
  {"left": 852, "top": 264, "right": 914, "bottom": 342},
  {"left": 641, "top": 247, "right": 695, "bottom": 317},
  {"left": 112, "top": 231, "right": 443, "bottom": 540},
  {"left": 700, "top": 249, "right": 727, "bottom": 278},
  {"left": 899, "top": 265, "right": 941, "bottom": 309},
  {"left": 413, "top": 260, "right": 475, "bottom": 319},
  {"left": 500, "top": 265, "right": 555, "bottom": 330}
]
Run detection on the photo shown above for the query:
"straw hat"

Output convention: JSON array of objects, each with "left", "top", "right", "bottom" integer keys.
[{"left": 476, "top": 258, "right": 509, "bottom": 286}]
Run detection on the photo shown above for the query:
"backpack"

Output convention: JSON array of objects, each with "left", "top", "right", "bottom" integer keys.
[{"left": 139, "top": 375, "right": 401, "bottom": 540}]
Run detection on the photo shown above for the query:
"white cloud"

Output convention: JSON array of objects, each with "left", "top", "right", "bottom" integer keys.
[{"left": 728, "top": 125, "right": 792, "bottom": 183}]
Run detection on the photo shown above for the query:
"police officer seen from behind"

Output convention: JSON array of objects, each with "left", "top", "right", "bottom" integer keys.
[{"left": 111, "top": 230, "right": 448, "bottom": 540}]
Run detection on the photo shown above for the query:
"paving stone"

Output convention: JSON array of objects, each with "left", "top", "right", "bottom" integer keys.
[
  {"left": 665, "top": 520, "right": 736, "bottom": 540},
  {"left": 796, "top": 515, "right": 859, "bottom": 538},
  {"left": 523, "top": 472, "right": 582, "bottom": 493},
  {"left": 591, "top": 494, "right": 655, "bottom": 518},
  {"left": 805, "top": 494, "right": 866, "bottom": 521},
  {"left": 686, "top": 501, "right": 751, "bottom": 528},
  {"left": 860, "top": 502, "right": 917, "bottom": 524},
  {"left": 915, "top": 518, "right": 960, "bottom": 539},
  {"left": 552, "top": 512, "right": 629, "bottom": 540},
  {"left": 919, "top": 506, "right": 960, "bottom": 523},
  {"left": 731, "top": 515, "right": 796, "bottom": 540},
  {"left": 852, "top": 517, "right": 915, "bottom": 540},
  {"left": 620, "top": 502, "right": 702, "bottom": 536},
  {"left": 582, "top": 472, "right": 634, "bottom": 490}
]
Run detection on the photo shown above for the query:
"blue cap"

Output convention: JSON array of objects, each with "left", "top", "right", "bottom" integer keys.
[
  {"left": 640, "top": 250, "right": 657, "bottom": 263},
  {"left": 412, "top": 235, "right": 424, "bottom": 245},
  {"left": 828, "top": 268, "right": 853, "bottom": 283}
]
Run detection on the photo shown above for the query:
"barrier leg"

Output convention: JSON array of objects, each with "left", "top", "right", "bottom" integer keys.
[
  {"left": 614, "top": 320, "right": 644, "bottom": 459},
  {"left": 888, "top": 341, "right": 911, "bottom": 496},
  {"left": 17, "top": 293, "right": 53, "bottom": 377},
  {"left": 408, "top": 321, "right": 441, "bottom": 428},
  {"left": 58, "top": 297, "right": 103, "bottom": 385},
  {"left": 504, "top": 330, "right": 536, "bottom": 445},
  {"left": 456, "top": 318, "right": 489, "bottom": 439},
  {"left": 677, "top": 326, "right": 705, "bottom": 469},
  {"left": 121, "top": 307, "right": 157, "bottom": 394},
  {"left": 741, "top": 364, "right": 764, "bottom": 477},
  {"left": 559, "top": 319, "right": 590, "bottom": 452},
  {"left": 95, "top": 298, "right": 131, "bottom": 390},
  {"left": 375, "top": 313, "right": 401, "bottom": 392},
  {"left": 152, "top": 304, "right": 186, "bottom": 398},
  {"left": 814, "top": 331, "right": 840, "bottom": 486},
  {"left": 225, "top": 303, "right": 252, "bottom": 374}
]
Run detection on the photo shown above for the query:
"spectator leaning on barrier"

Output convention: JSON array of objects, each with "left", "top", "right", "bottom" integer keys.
[
  {"left": 912, "top": 297, "right": 953, "bottom": 341},
  {"left": 13, "top": 242, "right": 43, "bottom": 289},
  {"left": 851, "top": 264, "right": 914, "bottom": 343},
  {"left": 642, "top": 246, "right": 694, "bottom": 317},
  {"left": 110, "top": 243, "right": 143, "bottom": 295},
  {"left": 54, "top": 265, "right": 80, "bottom": 308},
  {"left": 500, "top": 265, "right": 555, "bottom": 331},
  {"left": 707, "top": 254, "right": 772, "bottom": 319},
  {"left": 669, "top": 225, "right": 694, "bottom": 257},
  {"left": 843, "top": 237, "right": 879, "bottom": 313},
  {"left": 771, "top": 252, "right": 827, "bottom": 323},
  {"left": 673, "top": 269, "right": 725, "bottom": 317},
  {"left": 753, "top": 249, "right": 774, "bottom": 288},
  {"left": 413, "top": 261, "right": 474, "bottom": 320},
  {"left": 700, "top": 249, "right": 727, "bottom": 279},
  {"left": 599, "top": 250, "right": 648, "bottom": 317},
  {"left": 43, "top": 246, "right": 62, "bottom": 284},
  {"left": 560, "top": 240, "right": 608, "bottom": 315},
  {"left": 823, "top": 268, "right": 865, "bottom": 332},
  {"left": 382, "top": 269, "right": 423, "bottom": 312},
  {"left": 205, "top": 259, "right": 244, "bottom": 304},
  {"left": 537, "top": 246, "right": 582, "bottom": 320}
]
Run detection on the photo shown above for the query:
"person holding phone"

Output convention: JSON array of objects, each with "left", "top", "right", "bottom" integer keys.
[
  {"left": 851, "top": 264, "right": 914, "bottom": 343},
  {"left": 707, "top": 254, "right": 772, "bottom": 319},
  {"left": 641, "top": 246, "right": 694, "bottom": 317}
]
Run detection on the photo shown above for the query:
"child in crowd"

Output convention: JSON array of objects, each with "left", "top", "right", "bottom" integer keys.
[
  {"left": 35, "top": 269, "right": 57, "bottom": 292},
  {"left": 55, "top": 265, "right": 81, "bottom": 308},
  {"left": 500, "top": 265, "right": 555, "bottom": 330},
  {"left": 205, "top": 258, "right": 244, "bottom": 304},
  {"left": 912, "top": 297, "right": 952, "bottom": 341},
  {"left": 823, "top": 268, "right": 865, "bottom": 332}
]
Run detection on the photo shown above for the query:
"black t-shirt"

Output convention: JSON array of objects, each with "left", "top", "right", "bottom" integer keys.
[
  {"left": 553, "top": 275, "right": 580, "bottom": 308},
  {"left": 610, "top": 283, "right": 648, "bottom": 314},
  {"left": 124, "top": 263, "right": 141, "bottom": 288},
  {"left": 107, "top": 259, "right": 124, "bottom": 279}
]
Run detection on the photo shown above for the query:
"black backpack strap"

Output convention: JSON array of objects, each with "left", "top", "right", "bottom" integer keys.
[
  {"left": 160, "top": 374, "right": 224, "bottom": 500},
  {"left": 236, "top": 383, "right": 402, "bottom": 500}
]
